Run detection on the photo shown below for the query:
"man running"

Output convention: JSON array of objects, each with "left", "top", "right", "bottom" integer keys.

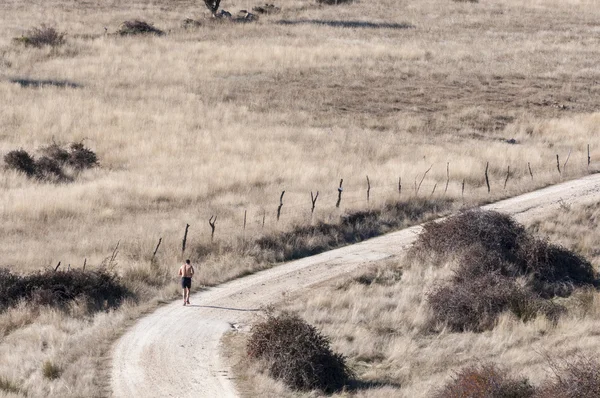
[{"left": 178, "top": 259, "right": 195, "bottom": 306}]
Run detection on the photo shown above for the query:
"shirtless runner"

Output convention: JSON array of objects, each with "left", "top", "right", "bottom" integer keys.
[{"left": 178, "top": 259, "right": 195, "bottom": 306}]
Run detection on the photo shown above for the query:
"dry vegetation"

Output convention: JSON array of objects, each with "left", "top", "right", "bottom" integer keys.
[
  {"left": 242, "top": 203, "right": 600, "bottom": 397},
  {"left": 0, "top": 0, "right": 600, "bottom": 395}
]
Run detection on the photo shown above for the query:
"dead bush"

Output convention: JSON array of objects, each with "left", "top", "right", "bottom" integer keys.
[
  {"left": 118, "top": 20, "right": 164, "bottom": 36},
  {"left": 414, "top": 210, "right": 594, "bottom": 331},
  {"left": 252, "top": 4, "right": 281, "bottom": 14},
  {"left": 536, "top": 357, "right": 600, "bottom": 398},
  {"left": 14, "top": 25, "right": 65, "bottom": 47},
  {"left": 35, "top": 156, "right": 69, "bottom": 182},
  {"left": 67, "top": 142, "right": 98, "bottom": 170},
  {"left": 4, "top": 149, "right": 36, "bottom": 177},
  {"left": 0, "top": 268, "right": 130, "bottom": 314},
  {"left": 434, "top": 363, "right": 535, "bottom": 398},
  {"left": 247, "top": 313, "right": 352, "bottom": 393},
  {"left": 316, "top": 0, "right": 354, "bottom": 5}
]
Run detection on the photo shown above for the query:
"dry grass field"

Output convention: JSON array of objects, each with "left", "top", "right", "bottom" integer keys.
[{"left": 0, "top": 0, "right": 599, "bottom": 396}]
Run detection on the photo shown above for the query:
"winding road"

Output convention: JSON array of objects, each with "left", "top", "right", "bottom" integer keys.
[{"left": 111, "top": 173, "right": 600, "bottom": 398}]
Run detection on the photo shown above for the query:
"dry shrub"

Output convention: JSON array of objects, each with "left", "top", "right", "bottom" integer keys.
[
  {"left": 14, "top": 25, "right": 65, "bottom": 47},
  {"left": 256, "top": 198, "right": 451, "bottom": 262},
  {"left": 4, "top": 143, "right": 97, "bottom": 182},
  {"left": 0, "top": 376, "right": 21, "bottom": 394},
  {"left": 4, "top": 149, "right": 36, "bottom": 177},
  {"left": 252, "top": 4, "right": 281, "bottom": 14},
  {"left": 434, "top": 363, "right": 534, "bottom": 398},
  {"left": 118, "top": 20, "right": 164, "bottom": 36},
  {"left": 536, "top": 357, "right": 600, "bottom": 398},
  {"left": 41, "top": 360, "right": 61, "bottom": 380},
  {"left": 67, "top": 142, "right": 98, "bottom": 170},
  {"left": 247, "top": 313, "right": 352, "bottom": 393},
  {"left": 0, "top": 268, "right": 130, "bottom": 314},
  {"left": 316, "top": 0, "right": 354, "bottom": 5},
  {"left": 35, "top": 156, "right": 69, "bottom": 182},
  {"left": 416, "top": 210, "right": 594, "bottom": 332}
]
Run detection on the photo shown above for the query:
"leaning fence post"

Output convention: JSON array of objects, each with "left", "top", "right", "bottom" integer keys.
[
  {"left": 152, "top": 237, "right": 162, "bottom": 260},
  {"left": 366, "top": 175, "right": 371, "bottom": 203},
  {"left": 556, "top": 154, "right": 561, "bottom": 175},
  {"left": 182, "top": 224, "right": 190, "bottom": 255},
  {"left": 461, "top": 179, "right": 465, "bottom": 201},
  {"left": 336, "top": 179, "right": 343, "bottom": 208},
  {"left": 528, "top": 162, "right": 533, "bottom": 180},
  {"left": 504, "top": 166, "right": 510, "bottom": 189},
  {"left": 416, "top": 164, "right": 433, "bottom": 197},
  {"left": 563, "top": 149, "right": 571, "bottom": 173},
  {"left": 277, "top": 191, "right": 285, "bottom": 221},
  {"left": 310, "top": 191, "right": 319, "bottom": 214}
]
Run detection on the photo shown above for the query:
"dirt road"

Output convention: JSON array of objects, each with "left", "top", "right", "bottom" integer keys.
[{"left": 111, "top": 173, "right": 600, "bottom": 398}]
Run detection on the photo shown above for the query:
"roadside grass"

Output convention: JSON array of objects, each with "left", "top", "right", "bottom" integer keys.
[
  {"left": 0, "top": 0, "right": 599, "bottom": 396},
  {"left": 236, "top": 202, "right": 600, "bottom": 397}
]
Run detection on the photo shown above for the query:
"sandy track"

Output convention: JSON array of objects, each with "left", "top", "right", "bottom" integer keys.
[{"left": 111, "top": 174, "right": 600, "bottom": 398}]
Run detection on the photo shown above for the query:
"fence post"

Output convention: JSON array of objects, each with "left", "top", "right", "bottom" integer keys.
[
  {"left": 588, "top": 144, "right": 591, "bottom": 169},
  {"left": 182, "top": 224, "right": 190, "bottom": 255},
  {"left": 152, "top": 237, "right": 162, "bottom": 260},
  {"left": 398, "top": 177, "right": 402, "bottom": 196},
  {"left": 528, "top": 162, "right": 533, "bottom": 180},
  {"left": 366, "top": 175, "right": 371, "bottom": 203},
  {"left": 416, "top": 164, "right": 433, "bottom": 197},
  {"left": 209, "top": 216, "right": 217, "bottom": 242},
  {"left": 556, "top": 154, "right": 561, "bottom": 175},
  {"left": 444, "top": 162, "right": 449, "bottom": 194},
  {"left": 503, "top": 165, "right": 510, "bottom": 189},
  {"left": 311, "top": 191, "right": 319, "bottom": 214},
  {"left": 485, "top": 162, "right": 490, "bottom": 193},
  {"left": 277, "top": 191, "right": 285, "bottom": 221},
  {"left": 336, "top": 179, "right": 343, "bottom": 208}
]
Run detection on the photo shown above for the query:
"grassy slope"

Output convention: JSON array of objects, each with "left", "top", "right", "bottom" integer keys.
[{"left": 0, "top": 0, "right": 599, "bottom": 396}]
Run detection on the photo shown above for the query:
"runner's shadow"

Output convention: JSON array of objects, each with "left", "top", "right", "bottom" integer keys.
[{"left": 186, "top": 305, "right": 261, "bottom": 312}]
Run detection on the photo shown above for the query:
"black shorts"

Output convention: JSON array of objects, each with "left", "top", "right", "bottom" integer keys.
[{"left": 181, "top": 277, "right": 192, "bottom": 289}]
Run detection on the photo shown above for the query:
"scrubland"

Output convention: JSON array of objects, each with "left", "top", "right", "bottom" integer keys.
[
  {"left": 249, "top": 203, "right": 600, "bottom": 397},
  {"left": 0, "top": 0, "right": 599, "bottom": 395}
]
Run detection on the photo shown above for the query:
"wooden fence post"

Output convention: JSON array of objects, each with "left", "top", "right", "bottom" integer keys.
[
  {"left": 485, "top": 162, "right": 490, "bottom": 193},
  {"left": 311, "top": 191, "right": 319, "bottom": 214},
  {"left": 504, "top": 166, "right": 510, "bottom": 189},
  {"left": 588, "top": 144, "right": 591, "bottom": 168},
  {"left": 336, "top": 179, "right": 343, "bottom": 208},
  {"left": 398, "top": 177, "right": 402, "bottom": 196},
  {"left": 528, "top": 162, "right": 533, "bottom": 180},
  {"left": 461, "top": 179, "right": 465, "bottom": 201},
  {"left": 182, "top": 225, "right": 189, "bottom": 255},
  {"left": 556, "top": 154, "right": 561, "bottom": 175},
  {"left": 152, "top": 237, "right": 162, "bottom": 260},
  {"left": 416, "top": 164, "right": 433, "bottom": 197},
  {"left": 209, "top": 216, "right": 217, "bottom": 242},
  {"left": 277, "top": 191, "right": 285, "bottom": 221},
  {"left": 366, "top": 175, "right": 371, "bottom": 203}
]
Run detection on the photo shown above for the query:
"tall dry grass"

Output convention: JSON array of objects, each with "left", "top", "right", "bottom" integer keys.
[{"left": 1, "top": 0, "right": 600, "bottom": 395}]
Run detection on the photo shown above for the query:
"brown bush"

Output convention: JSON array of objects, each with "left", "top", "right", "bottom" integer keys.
[
  {"left": 0, "top": 268, "right": 130, "bottom": 314},
  {"left": 247, "top": 313, "right": 353, "bottom": 393},
  {"left": 434, "top": 363, "right": 535, "bottom": 398},
  {"left": 535, "top": 357, "right": 600, "bottom": 398},
  {"left": 42, "top": 360, "right": 61, "bottom": 380},
  {"left": 67, "top": 142, "right": 98, "bottom": 170},
  {"left": 417, "top": 210, "right": 593, "bottom": 332},
  {"left": 14, "top": 25, "right": 65, "bottom": 47},
  {"left": 118, "top": 20, "right": 164, "bottom": 36},
  {"left": 4, "top": 149, "right": 37, "bottom": 176},
  {"left": 35, "top": 156, "right": 69, "bottom": 182}
]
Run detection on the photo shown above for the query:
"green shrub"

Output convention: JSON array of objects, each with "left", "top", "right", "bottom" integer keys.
[{"left": 247, "top": 313, "right": 353, "bottom": 393}]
